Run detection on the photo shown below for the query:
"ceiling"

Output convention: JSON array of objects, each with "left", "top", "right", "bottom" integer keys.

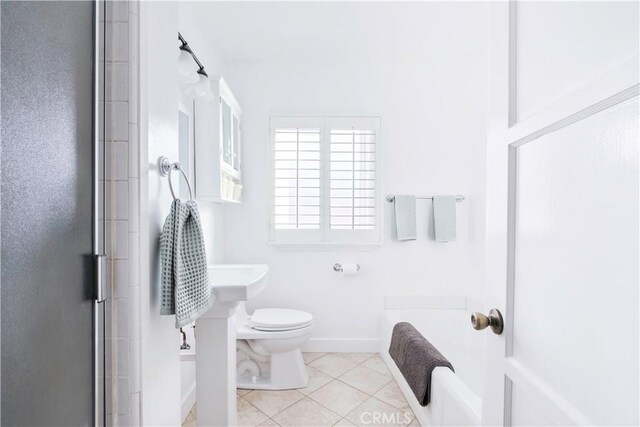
[{"left": 180, "top": 2, "right": 486, "bottom": 64}]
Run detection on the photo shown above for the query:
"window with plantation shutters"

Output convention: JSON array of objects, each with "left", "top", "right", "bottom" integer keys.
[
  {"left": 329, "top": 127, "right": 376, "bottom": 230},
  {"left": 273, "top": 127, "right": 321, "bottom": 230},
  {"left": 270, "top": 116, "right": 381, "bottom": 245}
]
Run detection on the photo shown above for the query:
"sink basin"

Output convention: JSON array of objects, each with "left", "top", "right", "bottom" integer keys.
[{"left": 208, "top": 264, "right": 268, "bottom": 303}]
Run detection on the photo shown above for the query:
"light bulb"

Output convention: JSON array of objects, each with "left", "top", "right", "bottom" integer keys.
[
  {"left": 180, "top": 69, "right": 199, "bottom": 85},
  {"left": 178, "top": 49, "right": 194, "bottom": 78},
  {"left": 193, "top": 73, "right": 210, "bottom": 97}
]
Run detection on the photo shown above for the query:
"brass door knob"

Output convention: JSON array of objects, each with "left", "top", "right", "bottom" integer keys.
[{"left": 471, "top": 308, "right": 504, "bottom": 335}]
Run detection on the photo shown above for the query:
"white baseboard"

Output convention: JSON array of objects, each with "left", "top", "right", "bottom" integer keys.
[
  {"left": 181, "top": 382, "right": 196, "bottom": 423},
  {"left": 302, "top": 338, "right": 380, "bottom": 353}
]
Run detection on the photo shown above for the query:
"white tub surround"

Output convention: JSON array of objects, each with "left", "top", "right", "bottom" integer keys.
[{"left": 381, "top": 305, "right": 483, "bottom": 426}]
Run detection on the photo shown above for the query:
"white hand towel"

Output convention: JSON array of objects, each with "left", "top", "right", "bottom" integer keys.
[
  {"left": 433, "top": 195, "right": 457, "bottom": 242},
  {"left": 394, "top": 195, "right": 417, "bottom": 241}
]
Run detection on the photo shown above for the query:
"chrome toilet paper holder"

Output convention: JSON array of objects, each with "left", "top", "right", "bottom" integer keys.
[{"left": 333, "top": 263, "right": 360, "bottom": 273}]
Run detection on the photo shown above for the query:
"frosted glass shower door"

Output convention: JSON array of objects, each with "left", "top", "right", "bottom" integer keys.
[{"left": 1, "top": 1, "right": 100, "bottom": 425}]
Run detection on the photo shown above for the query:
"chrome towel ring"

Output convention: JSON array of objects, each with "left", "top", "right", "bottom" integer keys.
[{"left": 158, "top": 156, "right": 193, "bottom": 201}]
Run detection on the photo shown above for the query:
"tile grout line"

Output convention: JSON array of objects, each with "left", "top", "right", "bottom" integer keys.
[
  {"left": 273, "top": 393, "right": 318, "bottom": 421},
  {"left": 308, "top": 353, "right": 377, "bottom": 379},
  {"left": 335, "top": 376, "right": 392, "bottom": 396},
  {"left": 262, "top": 356, "right": 374, "bottom": 423},
  {"left": 310, "top": 356, "right": 393, "bottom": 396},
  {"left": 238, "top": 395, "right": 272, "bottom": 424},
  {"left": 281, "top": 395, "right": 343, "bottom": 425},
  {"left": 304, "top": 356, "right": 413, "bottom": 422},
  {"left": 307, "top": 377, "right": 395, "bottom": 421},
  {"left": 305, "top": 385, "right": 363, "bottom": 420},
  {"left": 244, "top": 389, "right": 306, "bottom": 421},
  {"left": 303, "top": 358, "right": 375, "bottom": 422}
]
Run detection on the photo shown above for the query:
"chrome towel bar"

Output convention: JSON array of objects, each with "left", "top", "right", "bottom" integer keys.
[{"left": 386, "top": 194, "right": 465, "bottom": 203}]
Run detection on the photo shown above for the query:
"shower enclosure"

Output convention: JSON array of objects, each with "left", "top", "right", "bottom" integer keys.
[{"left": 1, "top": 1, "right": 109, "bottom": 425}]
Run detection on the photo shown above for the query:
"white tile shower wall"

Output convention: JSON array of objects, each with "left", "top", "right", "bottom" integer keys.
[
  {"left": 101, "top": 1, "right": 141, "bottom": 426},
  {"left": 128, "top": 2, "right": 141, "bottom": 426},
  {"left": 219, "top": 2, "right": 489, "bottom": 351}
]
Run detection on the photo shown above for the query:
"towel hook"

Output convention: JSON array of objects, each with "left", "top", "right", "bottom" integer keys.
[{"left": 158, "top": 156, "right": 194, "bottom": 201}]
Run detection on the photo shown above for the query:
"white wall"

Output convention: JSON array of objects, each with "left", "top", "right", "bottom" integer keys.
[
  {"left": 140, "top": 2, "right": 182, "bottom": 425},
  {"left": 219, "top": 3, "right": 490, "bottom": 350},
  {"left": 177, "top": 4, "right": 231, "bottom": 421},
  {"left": 139, "top": 2, "right": 228, "bottom": 424}
]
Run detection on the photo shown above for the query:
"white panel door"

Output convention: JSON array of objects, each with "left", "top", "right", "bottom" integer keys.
[{"left": 483, "top": 2, "right": 639, "bottom": 426}]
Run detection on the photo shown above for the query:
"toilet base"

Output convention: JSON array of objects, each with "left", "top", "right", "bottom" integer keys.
[{"left": 237, "top": 349, "right": 308, "bottom": 390}]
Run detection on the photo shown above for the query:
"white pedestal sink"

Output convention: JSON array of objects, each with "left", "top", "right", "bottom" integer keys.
[{"left": 196, "top": 265, "right": 268, "bottom": 427}]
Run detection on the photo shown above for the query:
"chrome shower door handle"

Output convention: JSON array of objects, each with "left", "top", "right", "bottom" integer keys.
[
  {"left": 471, "top": 308, "right": 504, "bottom": 335},
  {"left": 95, "top": 254, "right": 107, "bottom": 303}
]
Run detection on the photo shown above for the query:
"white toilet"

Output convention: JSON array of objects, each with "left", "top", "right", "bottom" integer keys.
[{"left": 236, "top": 302, "right": 313, "bottom": 390}]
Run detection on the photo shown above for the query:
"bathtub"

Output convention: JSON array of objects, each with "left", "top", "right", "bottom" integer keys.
[{"left": 380, "top": 299, "right": 484, "bottom": 426}]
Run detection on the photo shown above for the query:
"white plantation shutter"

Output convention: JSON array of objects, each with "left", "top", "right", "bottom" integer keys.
[
  {"left": 329, "top": 128, "right": 376, "bottom": 230},
  {"left": 273, "top": 129, "right": 321, "bottom": 228},
  {"left": 270, "top": 116, "right": 380, "bottom": 244}
]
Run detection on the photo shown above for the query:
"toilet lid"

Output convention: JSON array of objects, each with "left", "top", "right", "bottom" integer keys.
[{"left": 249, "top": 308, "right": 313, "bottom": 331}]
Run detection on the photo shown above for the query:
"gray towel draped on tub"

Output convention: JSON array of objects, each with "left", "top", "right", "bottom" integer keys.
[
  {"left": 389, "top": 322, "right": 454, "bottom": 406},
  {"left": 160, "top": 199, "right": 214, "bottom": 328}
]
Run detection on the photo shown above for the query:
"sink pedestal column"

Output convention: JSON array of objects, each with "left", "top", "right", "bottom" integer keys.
[{"left": 196, "top": 303, "right": 238, "bottom": 427}]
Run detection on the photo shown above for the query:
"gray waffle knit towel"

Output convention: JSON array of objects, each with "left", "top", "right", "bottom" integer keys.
[
  {"left": 389, "top": 322, "right": 454, "bottom": 406},
  {"left": 160, "top": 199, "right": 213, "bottom": 328}
]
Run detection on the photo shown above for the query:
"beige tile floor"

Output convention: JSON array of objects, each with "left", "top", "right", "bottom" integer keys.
[{"left": 183, "top": 352, "right": 420, "bottom": 427}]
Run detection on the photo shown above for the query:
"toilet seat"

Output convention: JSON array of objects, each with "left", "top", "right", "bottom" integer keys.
[
  {"left": 248, "top": 324, "right": 310, "bottom": 332},
  {"left": 236, "top": 323, "right": 313, "bottom": 340},
  {"left": 248, "top": 308, "right": 313, "bottom": 331}
]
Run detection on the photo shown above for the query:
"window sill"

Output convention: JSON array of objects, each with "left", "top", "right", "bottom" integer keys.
[{"left": 268, "top": 241, "right": 382, "bottom": 251}]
